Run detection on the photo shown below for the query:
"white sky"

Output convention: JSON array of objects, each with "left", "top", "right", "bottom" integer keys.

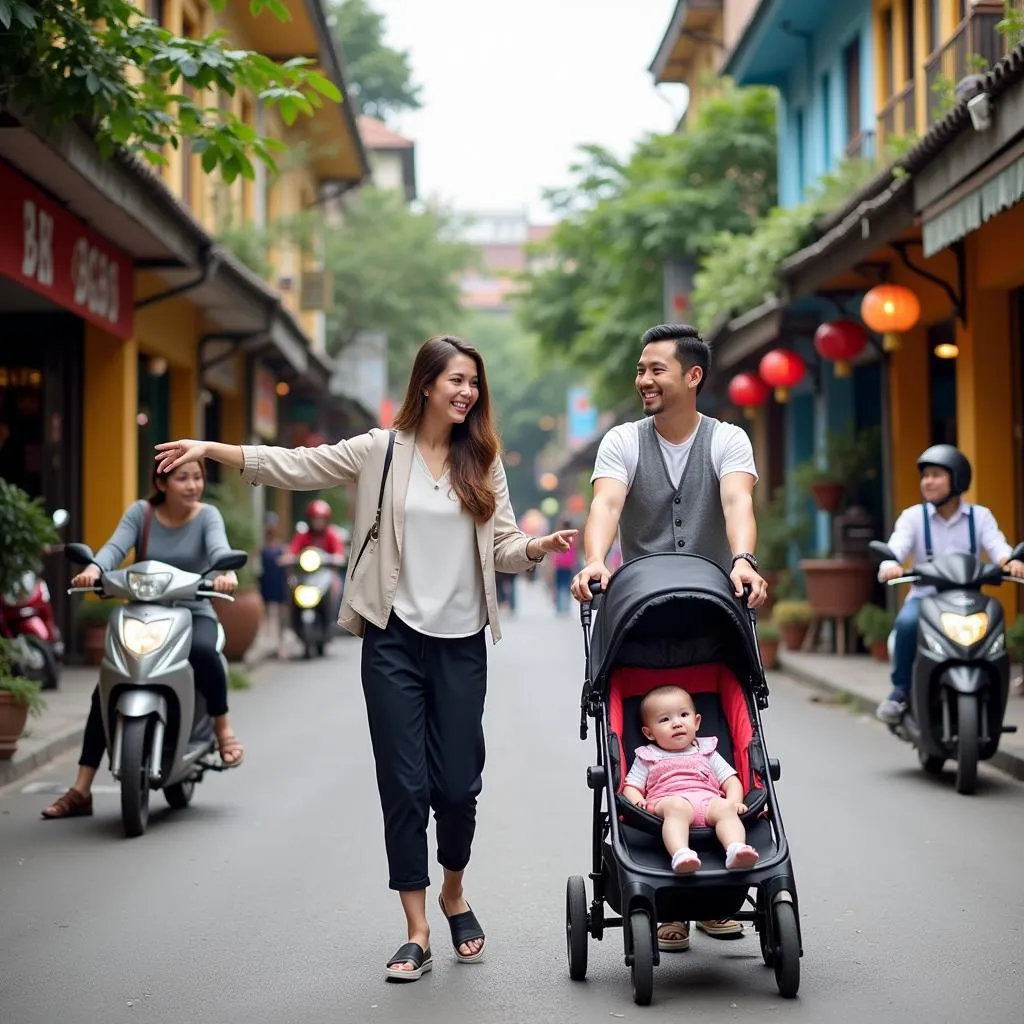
[{"left": 367, "top": 1, "right": 688, "bottom": 224}]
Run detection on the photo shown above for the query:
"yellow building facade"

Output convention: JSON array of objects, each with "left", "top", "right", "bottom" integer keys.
[{"left": 78, "top": 0, "right": 367, "bottom": 550}]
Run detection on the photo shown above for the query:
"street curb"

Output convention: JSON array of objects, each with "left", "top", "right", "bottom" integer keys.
[
  {"left": 0, "top": 652, "right": 275, "bottom": 792},
  {"left": 778, "top": 655, "right": 1024, "bottom": 784},
  {"left": 0, "top": 727, "right": 86, "bottom": 790}
]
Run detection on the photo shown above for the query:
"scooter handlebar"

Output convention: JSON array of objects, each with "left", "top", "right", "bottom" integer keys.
[
  {"left": 197, "top": 587, "right": 235, "bottom": 602},
  {"left": 66, "top": 585, "right": 103, "bottom": 595}
]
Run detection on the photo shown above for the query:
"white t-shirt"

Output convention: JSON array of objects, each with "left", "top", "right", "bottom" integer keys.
[{"left": 591, "top": 415, "right": 758, "bottom": 490}]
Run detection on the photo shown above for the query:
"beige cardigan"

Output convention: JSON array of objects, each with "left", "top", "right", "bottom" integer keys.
[{"left": 240, "top": 428, "right": 537, "bottom": 643}]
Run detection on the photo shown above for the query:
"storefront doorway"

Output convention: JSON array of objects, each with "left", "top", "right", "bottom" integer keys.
[
  {"left": 927, "top": 319, "right": 958, "bottom": 445},
  {"left": 0, "top": 315, "right": 83, "bottom": 656}
]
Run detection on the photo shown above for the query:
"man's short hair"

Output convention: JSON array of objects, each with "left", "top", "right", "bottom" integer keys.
[{"left": 641, "top": 323, "right": 710, "bottom": 395}]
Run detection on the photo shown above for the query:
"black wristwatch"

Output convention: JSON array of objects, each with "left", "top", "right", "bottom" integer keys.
[{"left": 731, "top": 552, "right": 758, "bottom": 571}]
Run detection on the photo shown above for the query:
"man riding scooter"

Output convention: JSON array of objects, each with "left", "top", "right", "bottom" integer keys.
[
  {"left": 875, "top": 444, "right": 1024, "bottom": 724},
  {"left": 282, "top": 499, "right": 345, "bottom": 630}
]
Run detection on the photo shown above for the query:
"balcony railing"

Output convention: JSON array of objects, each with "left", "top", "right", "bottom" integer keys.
[
  {"left": 878, "top": 80, "right": 916, "bottom": 143},
  {"left": 924, "top": 3, "right": 1007, "bottom": 124},
  {"left": 845, "top": 128, "right": 877, "bottom": 161}
]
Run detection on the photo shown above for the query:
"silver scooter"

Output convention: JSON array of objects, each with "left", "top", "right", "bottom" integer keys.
[{"left": 65, "top": 542, "right": 248, "bottom": 837}]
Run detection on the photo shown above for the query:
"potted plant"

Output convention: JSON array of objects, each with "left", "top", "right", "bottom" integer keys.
[
  {"left": 773, "top": 600, "right": 813, "bottom": 651},
  {"left": 756, "top": 621, "right": 780, "bottom": 670},
  {"left": 854, "top": 603, "right": 895, "bottom": 661},
  {"left": 756, "top": 486, "right": 813, "bottom": 615},
  {"left": 0, "top": 637, "right": 46, "bottom": 759},
  {"left": 797, "top": 427, "right": 882, "bottom": 627},
  {"left": 76, "top": 598, "right": 121, "bottom": 666},
  {"left": 205, "top": 473, "right": 264, "bottom": 662},
  {"left": 792, "top": 460, "right": 845, "bottom": 514}
]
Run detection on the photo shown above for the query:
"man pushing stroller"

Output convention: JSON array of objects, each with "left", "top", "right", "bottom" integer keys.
[{"left": 572, "top": 322, "right": 768, "bottom": 949}]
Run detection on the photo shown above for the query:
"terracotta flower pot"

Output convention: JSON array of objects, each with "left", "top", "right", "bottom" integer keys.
[
  {"left": 0, "top": 691, "right": 30, "bottom": 760},
  {"left": 758, "top": 638, "right": 780, "bottom": 670},
  {"left": 800, "top": 558, "right": 876, "bottom": 618},
  {"left": 84, "top": 623, "right": 106, "bottom": 666},
  {"left": 781, "top": 622, "right": 810, "bottom": 651},
  {"left": 870, "top": 639, "right": 890, "bottom": 662},
  {"left": 215, "top": 588, "right": 265, "bottom": 662},
  {"left": 809, "top": 481, "right": 845, "bottom": 513}
]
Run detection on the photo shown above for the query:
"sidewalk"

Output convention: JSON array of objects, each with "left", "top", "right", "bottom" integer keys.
[
  {"left": 778, "top": 650, "right": 1024, "bottom": 782},
  {"left": 0, "top": 636, "right": 278, "bottom": 790}
]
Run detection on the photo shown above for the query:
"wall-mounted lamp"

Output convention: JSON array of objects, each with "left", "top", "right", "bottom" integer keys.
[
  {"left": 934, "top": 342, "right": 959, "bottom": 360},
  {"left": 275, "top": 381, "right": 290, "bottom": 396}
]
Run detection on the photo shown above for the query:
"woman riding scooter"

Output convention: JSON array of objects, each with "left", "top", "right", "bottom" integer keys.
[
  {"left": 875, "top": 444, "right": 1024, "bottom": 724},
  {"left": 41, "top": 461, "right": 244, "bottom": 820}
]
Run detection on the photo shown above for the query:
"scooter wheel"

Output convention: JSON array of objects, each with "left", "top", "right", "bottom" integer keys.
[
  {"left": 120, "top": 717, "right": 152, "bottom": 838},
  {"left": 955, "top": 693, "right": 979, "bottom": 795}
]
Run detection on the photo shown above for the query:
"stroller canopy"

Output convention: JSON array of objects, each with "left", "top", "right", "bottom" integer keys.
[{"left": 588, "top": 553, "right": 761, "bottom": 695}]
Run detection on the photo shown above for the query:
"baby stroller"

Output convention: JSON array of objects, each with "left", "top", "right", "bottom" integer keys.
[{"left": 566, "top": 553, "right": 801, "bottom": 1005}]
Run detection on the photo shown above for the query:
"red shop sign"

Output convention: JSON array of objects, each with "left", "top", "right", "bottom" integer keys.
[{"left": 0, "top": 160, "right": 134, "bottom": 339}]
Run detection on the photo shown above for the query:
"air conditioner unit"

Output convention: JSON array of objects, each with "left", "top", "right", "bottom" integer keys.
[{"left": 300, "top": 270, "right": 334, "bottom": 312}]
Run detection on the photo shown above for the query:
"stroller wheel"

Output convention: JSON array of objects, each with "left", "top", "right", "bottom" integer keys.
[
  {"left": 565, "top": 875, "right": 589, "bottom": 981},
  {"left": 628, "top": 910, "right": 654, "bottom": 1006},
  {"left": 771, "top": 902, "right": 801, "bottom": 999}
]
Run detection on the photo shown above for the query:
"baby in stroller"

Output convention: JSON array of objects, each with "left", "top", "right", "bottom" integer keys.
[{"left": 621, "top": 684, "right": 760, "bottom": 874}]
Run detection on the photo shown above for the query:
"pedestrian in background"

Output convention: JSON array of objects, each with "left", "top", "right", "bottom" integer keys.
[
  {"left": 155, "top": 334, "right": 577, "bottom": 983},
  {"left": 259, "top": 511, "right": 289, "bottom": 660},
  {"left": 551, "top": 518, "right": 579, "bottom": 615}
]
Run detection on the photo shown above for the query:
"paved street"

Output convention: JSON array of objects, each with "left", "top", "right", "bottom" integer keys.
[{"left": 2, "top": 580, "right": 1023, "bottom": 1024}]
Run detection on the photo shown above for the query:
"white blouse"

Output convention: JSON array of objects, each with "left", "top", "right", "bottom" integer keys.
[{"left": 392, "top": 449, "right": 488, "bottom": 638}]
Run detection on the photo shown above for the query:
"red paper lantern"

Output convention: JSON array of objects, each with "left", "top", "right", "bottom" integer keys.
[
  {"left": 860, "top": 284, "right": 921, "bottom": 352},
  {"left": 727, "top": 372, "right": 771, "bottom": 419},
  {"left": 814, "top": 319, "right": 868, "bottom": 378},
  {"left": 758, "top": 348, "right": 806, "bottom": 403}
]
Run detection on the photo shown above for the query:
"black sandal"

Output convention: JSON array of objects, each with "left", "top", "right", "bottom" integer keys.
[
  {"left": 438, "top": 894, "right": 486, "bottom": 963},
  {"left": 384, "top": 942, "right": 432, "bottom": 982}
]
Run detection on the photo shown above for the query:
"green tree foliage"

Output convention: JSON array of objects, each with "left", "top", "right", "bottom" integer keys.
[
  {"left": 690, "top": 157, "right": 884, "bottom": 330},
  {"left": 516, "top": 84, "right": 778, "bottom": 404},
  {"left": 0, "top": 0, "right": 342, "bottom": 181},
  {"left": 329, "top": 0, "right": 421, "bottom": 122},
  {"left": 324, "top": 188, "right": 475, "bottom": 375}
]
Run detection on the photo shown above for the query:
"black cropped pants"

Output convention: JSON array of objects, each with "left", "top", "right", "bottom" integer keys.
[
  {"left": 361, "top": 612, "right": 487, "bottom": 891},
  {"left": 79, "top": 614, "right": 228, "bottom": 768}
]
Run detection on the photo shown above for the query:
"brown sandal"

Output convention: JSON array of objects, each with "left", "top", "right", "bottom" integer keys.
[
  {"left": 217, "top": 734, "right": 245, "bottom": 767},
  {"left": 41, "top": 788, "right": 93, "bottom": 820}
]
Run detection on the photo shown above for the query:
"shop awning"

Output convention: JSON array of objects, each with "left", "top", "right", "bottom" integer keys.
[
  {"left": 922, "top": 144, "right": 1024, "bottom": 257},
  {"left": 0, "top": 109, "right": 335, "bottom": 389},
  {"left": 706, "top": 298, "right": 783, "bottom": 373}
]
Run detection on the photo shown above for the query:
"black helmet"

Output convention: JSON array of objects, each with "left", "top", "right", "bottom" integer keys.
[{"left": 917, "top": 444, "right": 972, "bottom": 496}]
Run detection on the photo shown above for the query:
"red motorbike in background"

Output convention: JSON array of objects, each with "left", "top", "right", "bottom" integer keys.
[{"left": 0, "top": 508, "right": 68, "bottom": 690}]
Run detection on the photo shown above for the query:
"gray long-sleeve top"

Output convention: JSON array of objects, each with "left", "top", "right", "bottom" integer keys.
[{"left": 94, "top": 500, "right": 232, "bottom": 619}]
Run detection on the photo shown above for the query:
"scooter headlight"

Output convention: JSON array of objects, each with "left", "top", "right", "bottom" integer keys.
[
  {"left": 121, "top": 616, "right": 172, "bottom": 656},
  {"left": 294, "top": 584, "right": 322, "bottom": 609},
  {"left": 298, "top": 549, "right": 322, "bottom": 573},
  {"left": 939, "top": 612, "right": 989, "bottom": 648},
  {"left": 127, "top": 571, "right": 172, "bottom": 601}
]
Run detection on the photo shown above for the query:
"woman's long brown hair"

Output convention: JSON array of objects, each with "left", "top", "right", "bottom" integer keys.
[{"left": 392, "top": 335, "right": 499, "bottom": 522}]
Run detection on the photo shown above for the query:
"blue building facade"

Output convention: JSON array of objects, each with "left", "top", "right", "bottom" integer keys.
[{"left": 724, "top": 0, "right": 883, "bottom": 559}]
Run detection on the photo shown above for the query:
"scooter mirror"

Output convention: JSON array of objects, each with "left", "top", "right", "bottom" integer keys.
[
  {"left": 210, "top": 549, "right": 249, "bottom": 573},
  {"left": 295, "top": 520, "right": 309, "bottom": 534},
  {"left": 868, "top": 540, "right": 897, "bottom": 563},
  {"left": 52, "top": 508, "right": 70, "bottom": 529},
  {"left": 64, "top": 542, "right": 96, "bottom": 566},
  {"left": 1010, "top": 542, "right": 1024, "bottom": 563}
]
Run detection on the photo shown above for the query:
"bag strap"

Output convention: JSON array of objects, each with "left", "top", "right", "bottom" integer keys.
[
  {"left": 968, "top": 505, "right": 976, "bottom": 555},
  {"left": 921, "top": 502, "right": 932, "bottom": 559},
  {"left": 352, "top": 430, "right": 397, "bottom": 571},
  {"left": 138, "top": 501, "right": 154, "bottom": 562}
]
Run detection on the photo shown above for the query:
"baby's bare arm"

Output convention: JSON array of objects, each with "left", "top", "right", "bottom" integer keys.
[
  {"left": 722, "top": 775, "right": 746, "bottom": 811},
  {"left": 622, "top": 784, "right": 646, "bottom": 808}
]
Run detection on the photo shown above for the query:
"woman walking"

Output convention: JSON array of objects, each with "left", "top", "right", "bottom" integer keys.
[{"left": 155, "top": 335, "right": 575, "bottom": 982}]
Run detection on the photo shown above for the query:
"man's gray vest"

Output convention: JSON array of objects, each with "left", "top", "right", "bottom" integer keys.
[{"left": 618, "top": 415, "right": 733, "bottom": 574}]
